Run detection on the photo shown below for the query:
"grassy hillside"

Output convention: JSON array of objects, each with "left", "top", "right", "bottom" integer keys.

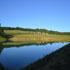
[
  {"left": 10, "top": 34, "right": 70, "bottom": 42},
  {"left": 4, "top": 30, "right": 35, "bottom": 35},
  {"left": 0, "top": 30, "right": 70, "bottom": 42},
  {"left": 4, "top": 30, "right": 70, "bottom": 42}
]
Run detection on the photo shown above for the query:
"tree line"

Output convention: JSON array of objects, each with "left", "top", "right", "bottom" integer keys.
[{"left": 1, "top": 27, "right": 70, "bottom": 35}]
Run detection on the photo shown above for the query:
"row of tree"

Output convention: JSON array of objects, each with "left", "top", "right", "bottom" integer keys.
[{"left": 1, "top": 27, "right": 70, "bottom": 35}]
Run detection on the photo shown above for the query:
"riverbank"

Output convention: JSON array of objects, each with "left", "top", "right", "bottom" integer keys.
[
  {"left": 0, "top": 34, "right": 70, "bottom": 42},
  {"left": 21, "top": 43, "right": 70, "bottom": 70},
  {"left": 10, "top": 34, "right": 70, "bottom": 42},
  {"left": 0, "top": 30, "right": 70, "bottom": 42},
  {"left": 0, "top": 36, "right": 5, "bottom": 42}
]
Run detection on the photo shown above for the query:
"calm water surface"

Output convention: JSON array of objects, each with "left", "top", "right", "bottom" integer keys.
[{"left": 0, "top": 42, "right": 68, "bottom": 70}]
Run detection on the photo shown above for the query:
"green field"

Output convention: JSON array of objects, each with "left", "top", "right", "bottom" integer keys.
[
  {"left": 3, "top": 30, "right": 70, "bottom": 42},
  {"left": 10, "top": 34, "right": 70, "bottom": 42},
  {"left": 0, "top": 30, "right": 70, "bottom": 42},
  {"left": 4, "top": 30, "right": 36, "bottom": 35},
  {"left": 0, "top": 36, "right": 5, "bottom": 42}
]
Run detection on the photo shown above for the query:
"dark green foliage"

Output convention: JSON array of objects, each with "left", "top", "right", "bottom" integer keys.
[
  {"left": 2, "top": 27, "right": 70, "bottom": 35},
  {"left": 0, "top": 26, "right": 4, "bottom": 35},
  {"left": 2, "top": 27, "right": 24, "bottom": 30}
]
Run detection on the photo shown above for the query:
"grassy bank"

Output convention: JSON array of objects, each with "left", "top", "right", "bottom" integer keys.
[
  {"left": 10, "top": 34, "right": 70, "bottom": 42},
  {"left": 0, "top": 30, "right": 69, "bottom": 42},
  {"left": 0, "top": 36, "right": 5, "bottom": 42}
]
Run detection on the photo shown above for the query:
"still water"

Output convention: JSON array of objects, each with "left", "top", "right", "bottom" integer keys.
[{"left": 0, "top": 42, "right": 68, "bottom": 70}]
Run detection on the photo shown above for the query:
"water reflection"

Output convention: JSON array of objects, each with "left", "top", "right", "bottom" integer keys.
[
  {"left": 0, "top": 41, "right": 68, "bottom": 70},
  {"left": 0, "top": 41, "right": 66, "bottom": 54}
]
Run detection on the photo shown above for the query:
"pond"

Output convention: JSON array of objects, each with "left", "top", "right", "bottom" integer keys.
[{"left": 0, "top": 42, "right": 68, "bottom": 70}]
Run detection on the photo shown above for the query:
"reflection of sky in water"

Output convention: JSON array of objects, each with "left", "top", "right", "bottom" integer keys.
[{"left": 0, "top": 42, "right": 68, "bottom": 69}]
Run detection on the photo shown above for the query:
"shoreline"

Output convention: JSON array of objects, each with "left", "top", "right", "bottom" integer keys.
[
  {"left": 10, "top": 34, "right": 70, "bottom": 42},
  {"left": 0, "top": 34, "right": 70, "bottom": 42}
]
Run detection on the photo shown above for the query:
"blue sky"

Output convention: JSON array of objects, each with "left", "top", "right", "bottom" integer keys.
[{"left": 0, "top": 0, "right": 70, "bottom": 32}]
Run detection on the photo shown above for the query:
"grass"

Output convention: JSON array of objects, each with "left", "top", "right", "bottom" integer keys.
[
  {"left": 0, "top": 36, "right": 5, "bottom": 42},
  {"left": 10, "top": 34, "right": 70, "bottom": 42},
  {"left": 1, "top": 30, "right": 70, "bottom": 42},
  {"left": 4, "top": 30, "right": 35, "bottom": 35}
]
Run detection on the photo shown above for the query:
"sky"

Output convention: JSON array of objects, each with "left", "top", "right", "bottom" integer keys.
[{"left": 0, "top": 0, "right": 70, "bottom": 32}]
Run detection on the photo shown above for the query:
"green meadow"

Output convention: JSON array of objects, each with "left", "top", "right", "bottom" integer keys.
[{"left": 0, "top": 30, "right": 69, "bottom": 42}]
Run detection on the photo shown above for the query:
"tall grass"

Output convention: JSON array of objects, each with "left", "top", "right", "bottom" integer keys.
[
  {"left": 4, "top": 30, "right": 70, "bottom": 42},
  {"left": 10, "top": 34, "right": 70, "bottom": 42}
]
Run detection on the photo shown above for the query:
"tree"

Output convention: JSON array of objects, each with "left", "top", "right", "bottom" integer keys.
[{"left": 0, "top": 23, "right": 4, "bottom": 35}]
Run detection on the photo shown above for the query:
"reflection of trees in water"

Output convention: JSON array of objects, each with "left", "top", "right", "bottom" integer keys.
[
  {"left": 0, "top": 41, "right": 65, "bottom": 55},
  {"left": 0, "top": 41, "right": 69, "bottom": 70},
  {"left": 1, "top": 34, "right": 14, "bottom": 41}
]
